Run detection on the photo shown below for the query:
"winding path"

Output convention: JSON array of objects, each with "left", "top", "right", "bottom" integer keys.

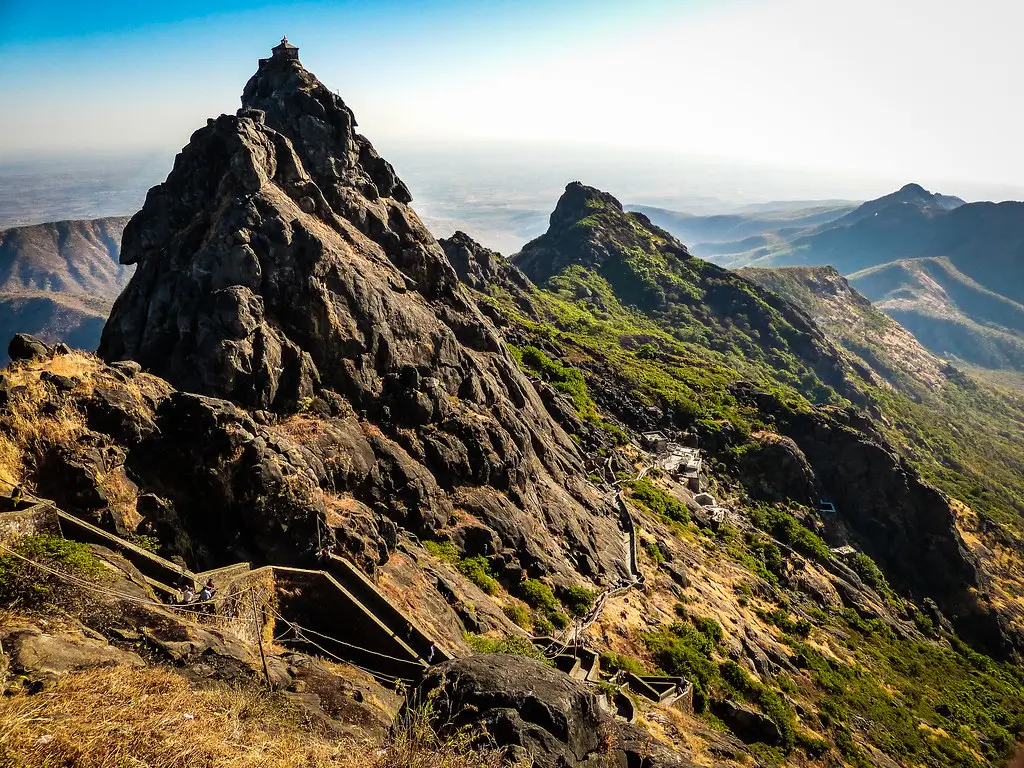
[{"left": 552, "top": 463, "right": 653, "bottom": 647}]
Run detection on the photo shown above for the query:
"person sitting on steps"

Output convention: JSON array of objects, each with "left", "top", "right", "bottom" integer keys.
[{"left": 8, "top": 484, "right": 23, "bottom": 510}]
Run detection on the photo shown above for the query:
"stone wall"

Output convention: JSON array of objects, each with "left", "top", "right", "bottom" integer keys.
[{"left": 0, "top": 504, "right": 60, "bottom": 546}]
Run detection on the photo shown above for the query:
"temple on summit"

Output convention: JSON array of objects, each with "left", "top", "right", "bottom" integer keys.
[{"left": 271, "top": 36, "right": 299, "bottom": 60}]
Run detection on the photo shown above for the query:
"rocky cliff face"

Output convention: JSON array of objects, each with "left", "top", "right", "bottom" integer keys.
[
  {"left": 97, "top": 51, "right": 626, "bottom": 584},
  {"left": 727, "top": 382, "right": 1009, "bottom": 654}
]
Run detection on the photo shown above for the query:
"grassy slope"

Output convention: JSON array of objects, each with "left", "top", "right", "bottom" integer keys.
[
  {"left": 0, "top": 642, "right": 501, "bottom": 768},
  {"left": 459, "top": 186, "right": 1024, "bottom": 766}
]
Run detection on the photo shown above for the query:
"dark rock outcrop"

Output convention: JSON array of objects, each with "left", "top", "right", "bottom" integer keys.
[
  {"left": 94, "top": 48, "right": 627, "bottom": 583},
  {"left": 735, "top": 431, "right": 817, "bottom": 505},
  {"left": 710, "top": 700, "right": 782, "bottom": 746},
  {"left": 729, "top": 381, "right": 1010, "bottom": 656},
  {"left": 412, "top": 655, "right": 691, "bottom": 767},
  {"left": 8, "top": 333, "right": 52, "bottom": 363},
  {"left": 438, "top": 231, "right": 531, "bottom": 293}
]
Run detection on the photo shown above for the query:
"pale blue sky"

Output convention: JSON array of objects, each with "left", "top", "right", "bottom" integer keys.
[{"left": 2, "top": 0, "right": 1022, "bottom": 195}]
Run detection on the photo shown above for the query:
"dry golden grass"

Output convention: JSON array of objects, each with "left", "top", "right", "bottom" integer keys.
[
  {"left": 0, "top": 353, "right": 100, "bottom": 489},
  {"left": 0, "top": 664, "right": 507, "bottom": 768},
  {"left": 274, "top": 413, "right": 326, "bottom": 443},
  {"left": 0, "top": 352, "right": 173, "bottom": 522},
  {"left": 0, "top": 433, "right": 23, "bottom": 491}
]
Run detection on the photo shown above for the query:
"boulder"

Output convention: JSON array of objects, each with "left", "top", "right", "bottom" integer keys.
[
  {"left": 83, "top": 386, "right": 158, "bottom": 445},
  {"left": 3, "top": 627, "right": 145, "bottom": 680},
  {"left": 711, "top": 699, "right": 782, "bottom": 746},
  {"left": 411, "top": 654, "right": 693, "bottom": 767},
  {"left": 8, "top": 333, "right": 51, "bottom": 362}
]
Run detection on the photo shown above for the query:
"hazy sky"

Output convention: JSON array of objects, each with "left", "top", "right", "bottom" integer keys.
[{"left": 2, "top": 0, "right": 1022, "bottom": 196}]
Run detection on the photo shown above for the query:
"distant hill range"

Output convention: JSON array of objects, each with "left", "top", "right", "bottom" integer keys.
[
  {"left": 639, "top": 184, "right": 1024, "bottom": 370},
  {"left": 0, "top": 217, "right": 132, "bottom": 363}
]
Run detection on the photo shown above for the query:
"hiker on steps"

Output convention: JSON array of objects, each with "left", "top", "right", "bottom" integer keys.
[{"left": 198, "top": 579, "right": 217, "bottom": 613}]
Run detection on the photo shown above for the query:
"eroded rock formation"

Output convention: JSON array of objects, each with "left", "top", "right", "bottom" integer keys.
[
  {"left": 97, "top": 50, "right": 627, "bottom": 584},
  {"left": 413, "top": 655, "right": 692, "bottom": 767}
]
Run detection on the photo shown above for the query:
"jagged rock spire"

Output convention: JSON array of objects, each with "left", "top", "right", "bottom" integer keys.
[{"left": 98, "top": 48, "right": 630, "bottom": 585}]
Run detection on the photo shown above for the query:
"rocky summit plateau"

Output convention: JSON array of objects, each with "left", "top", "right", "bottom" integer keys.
[{"left": 3, "top": 40, "right": 1024, "bottom": 768}]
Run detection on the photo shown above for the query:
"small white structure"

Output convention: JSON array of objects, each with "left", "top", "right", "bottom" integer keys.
[
  {"left": 641, "top": 431, "right": 669, "bottom": 453},
  {"left": 659, "top": 444, "right": 703, "bottom": 491},
  {"left": 831, "top": 545, "right": 857, "bottom": 557},
  {"left": 694, "top": 492, "right": 716, "bottom": 508}
]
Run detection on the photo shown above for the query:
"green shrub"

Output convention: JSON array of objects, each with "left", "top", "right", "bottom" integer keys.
[
  {"left": 757, "top": 608, "right": 812, "bottom": 638},
  {"left": 644, "top": 623, "right": 718, "bottom": 713},
  {"left": 423, "top": 540, "right": 461, "bottom": 566},
  {"left": 850, "top": 552, "right": 897, "bottom": 602},
  {"left": 749, "top": 505, "right": 831, "bottom": 562},
  {"left": 126, "top": 532, "right": 161, "bottom": 554},
  {"left": 549, "top": 611, "right": 571, "bottom": 630},
  {"left": 502, "top": 604, "right": 532, "bottom": 629},
  {"left": 533, "top": 614, "right": 554, "bottom": 636},
  {"left": 746, "top": 534, "right": 785, "bottom": 579},
  {"left": 459, "top": 556, "right": 499, "bottom": 595},
  {"left": 464, "top": 633, "right": 549, "bottom": 662},
  {"left": 519, "top": 579, "right": 559, "bottom": 613},
  {"left": 516, "top": 346, "right": 597, "bottom": 418},
  {"left": 600, "top": 651, "right": 647, "bottom": 676},
  {"left": 559, "top": 585, "right": 596, "bottom": 618},
  {"left": 0, "top": 535, "right": 106, "bottom": 608},
  {"left": 720, "top": 659, "right": 755, "bottom": 694},
  {"left": 629, "top": 479, "right": 689, "bottom": 524},
  {"left": 643, "top": 541, "right": 665, "bottom": 565},
  {"left": 693, "top": 616, "right": 723, "bottom": 645}
]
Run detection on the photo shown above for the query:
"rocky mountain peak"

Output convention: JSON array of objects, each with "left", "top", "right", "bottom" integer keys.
[
  {"left": 548, "top": 181, "right": 623, "bottom": 227},
  {"left": 98, "top": 42, "right": 629, "bottom": 585},
  {"left": 897, "top": 182, "right": 928, "bottom": 196},
  {"left": 100, "top": 41, "right": 473, "bottom": 407},
  {"left": 836, "top": 182, "right": 966, "bottom": 228},
  {"left": 514, "top": 182, "right": 689, "bottom": 286},
  {"left": 240, "top": 47, "right": 412, "bottom": 207}
]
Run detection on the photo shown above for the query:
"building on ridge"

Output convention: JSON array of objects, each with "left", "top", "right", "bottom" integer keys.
[{"left": 272, "top": 36, "right": 299, "bottom": 60}]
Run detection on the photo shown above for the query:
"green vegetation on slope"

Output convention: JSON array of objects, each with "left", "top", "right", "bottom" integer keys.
[
  {"left": 0, "top": 534, "right": 107, "bottom": 607},
  {"left": 452, "top": 183, "right": 1024, "bottom": 766}
]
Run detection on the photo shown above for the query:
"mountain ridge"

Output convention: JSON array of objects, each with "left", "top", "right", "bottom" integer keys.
[
  {"left": 0, "top": 216, "right": 132, "bottom": 362},
  {"left": 647, "top": 184, "right": 1024, "bottom": 371}
]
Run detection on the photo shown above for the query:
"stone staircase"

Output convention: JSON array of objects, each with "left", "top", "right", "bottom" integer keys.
[
  {"left": 3, "top": 499, "right": 685, "bottom": 698},
  {"left": 531, "top": 636, "right": 693, "bottom": 719},
  {"left": 0, "top": 501, "right": 445, "bottom": 684}
]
